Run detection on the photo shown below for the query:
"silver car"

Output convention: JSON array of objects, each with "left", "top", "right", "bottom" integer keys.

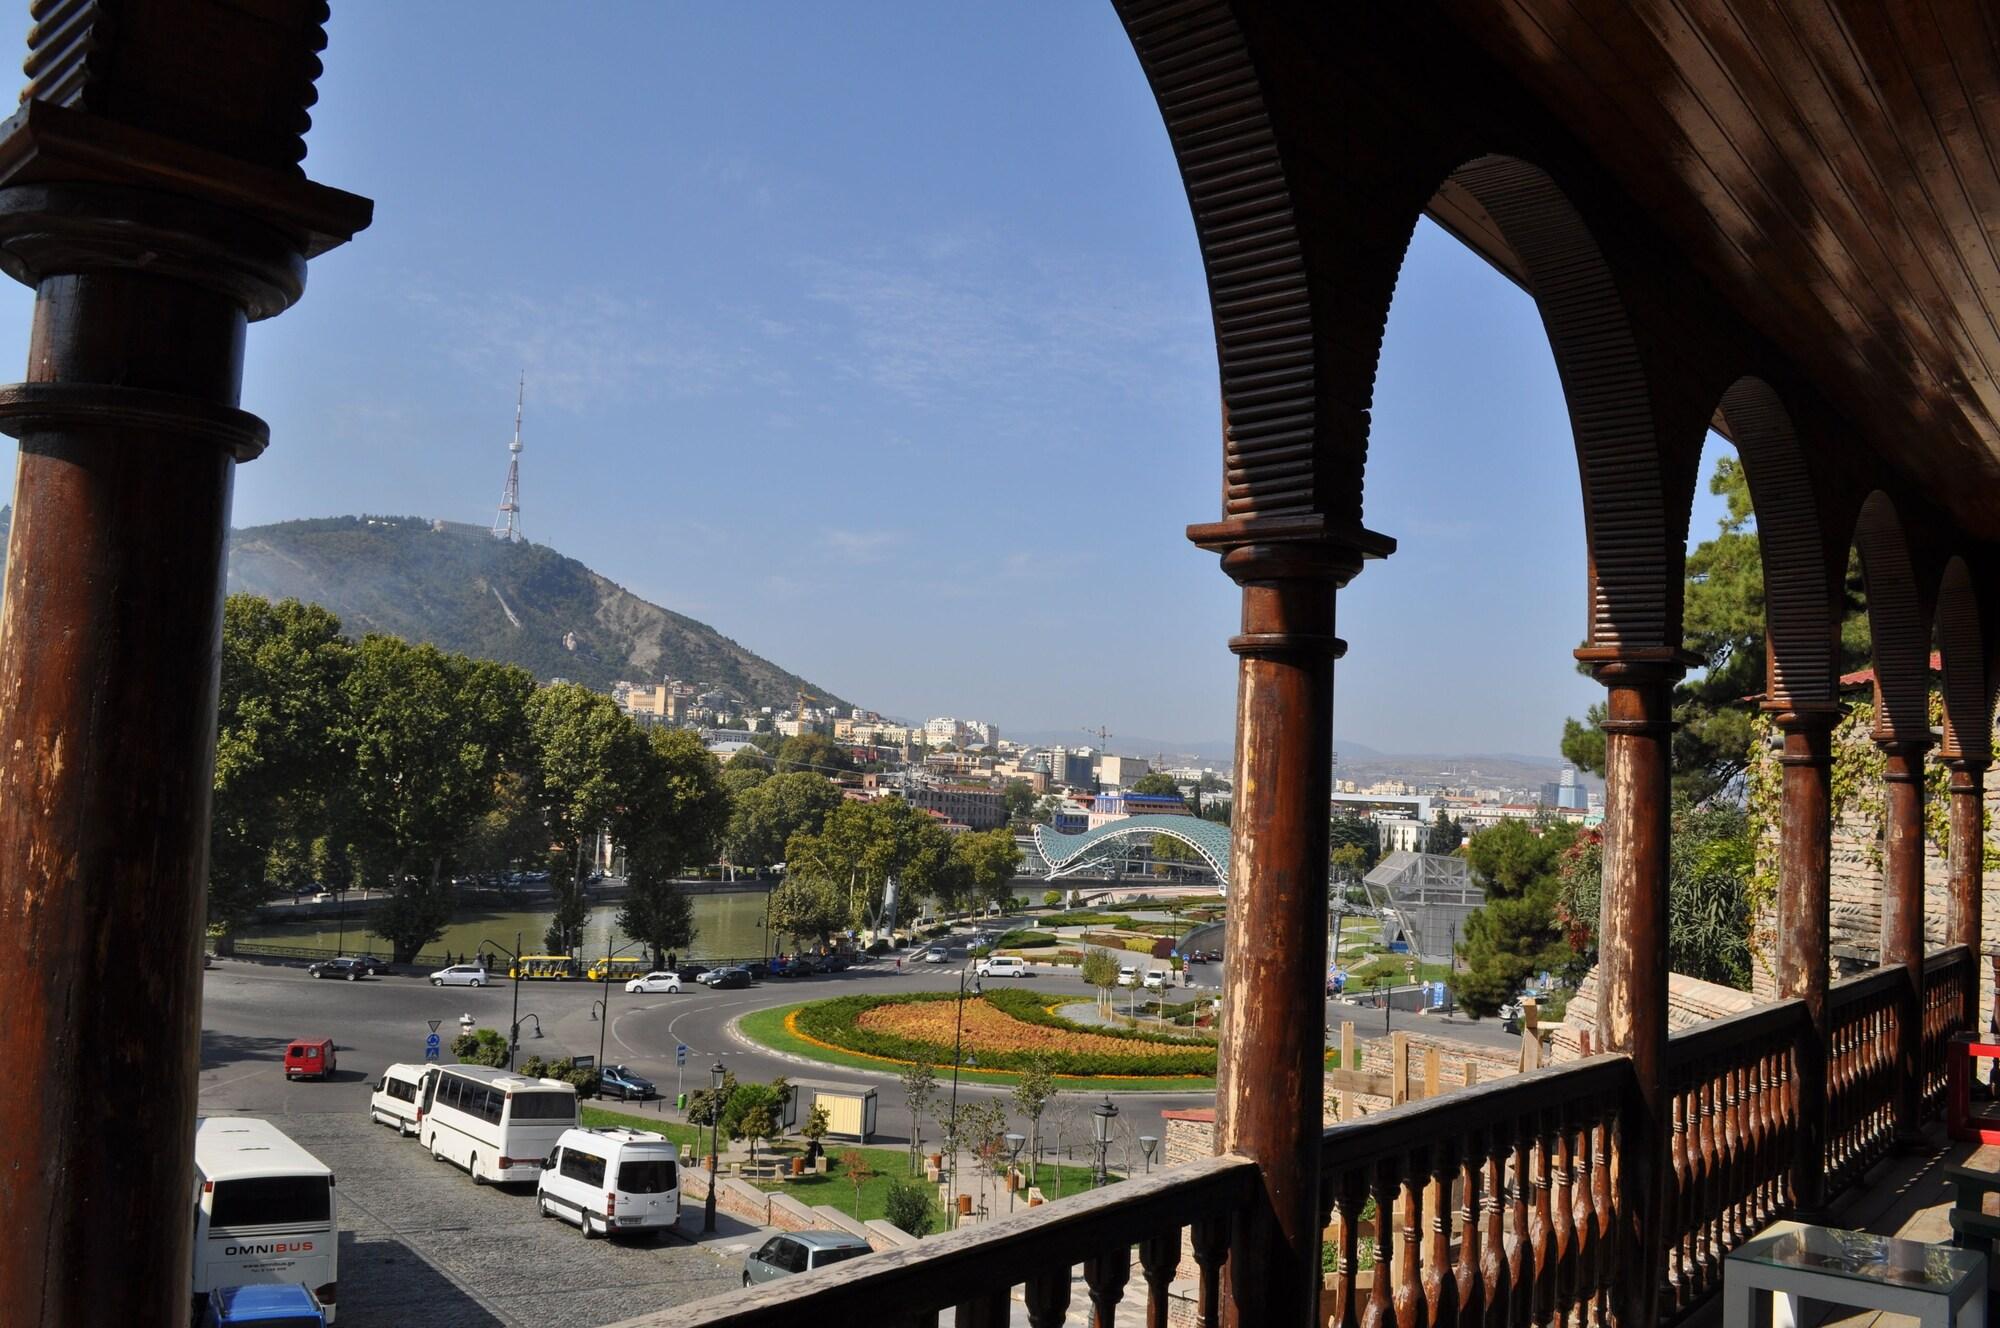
[
  {"left": 743, "top": 1230, "right": 872, "bottom": 1286},
  {"left": 429, "top": 964, "right": 488, "bottom": 987}
]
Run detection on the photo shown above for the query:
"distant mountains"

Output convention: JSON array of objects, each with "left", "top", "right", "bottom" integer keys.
[{"left": 0, "top": 508, "right": 847, "bottom": 710}]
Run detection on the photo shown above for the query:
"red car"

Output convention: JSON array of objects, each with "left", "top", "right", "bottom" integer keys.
[{"left": 283, "top": 1037, "right": 337, "bottom": 1081}]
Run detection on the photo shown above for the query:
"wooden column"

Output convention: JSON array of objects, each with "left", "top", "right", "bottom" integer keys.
[
  {"left": 1879, "top": 739, "right": 1931, "bottom": 1142},
  {"left": 1772, "top": 707, "right": 1837, "bottom": 1215},
  {"left": 1578, "top": 647, "right": 1690, "bottom": 1328},
  {"left": 1947, "top": 758, "right": 1987, "bottom": 1030},
  {"left": 1191, "top": 515, "right": 1389, "bottom": 1328},
  {"left": 0, "top": 43, "right": 368, "bottom": 1327}
]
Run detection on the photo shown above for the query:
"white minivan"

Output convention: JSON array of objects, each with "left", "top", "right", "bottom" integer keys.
[
  {"left": 192, "top": 1116, "right": 339, "bottom": 1322},
  {"left": 1117, "top": 964, "right": 1138, "bottom": 986},
  {"left": 976, "top": 955, "right": 1027, "bottom": 978},
  {"left": 369, "top": 1063, "right": 429, "bottom": 1136},
  {"left": 538, "top": 1127, "right": 681, "bottom": 1239}
]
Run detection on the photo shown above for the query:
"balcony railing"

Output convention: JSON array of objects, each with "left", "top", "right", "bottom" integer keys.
[
  {"left": 1925, "top": 946, "right": 1975, "bottom": 1112},
  {"left": 640, "top": 950, "right": 1972, "bottom": 1328}
]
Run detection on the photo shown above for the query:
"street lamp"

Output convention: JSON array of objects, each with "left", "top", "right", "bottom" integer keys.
[
  {"left": 1139, "top": 1134, "right": 1159, "bottom": 1174},
  {"left": 481, "top": 932, "right": 523, "bottom": 1070},
  {"left": 597, "top": 929, "right": 642, "bottom": 1092},
  {"left": 511, "top": 1013, "right": 543, "bottom": 1047},
  {"left": 703, "top": 1060, "right": 725, "bottom": 1233},
  {"left": 1091, "top": 1096, "right": 1118, "bottom": 1188},
  {"left": 1002, "top": 1132, "right": 1026, "bottom": 1212}
]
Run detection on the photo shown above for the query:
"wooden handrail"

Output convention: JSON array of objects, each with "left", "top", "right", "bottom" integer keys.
[
  {"left": 1663, "top": 998, "right": 1806, "bottom": 1066},
  {"left": 619, "top": 1153, "right": 1260, "bottom": 1326},
  {"left": 1828, "top": 963, "right": 1905, "bottom": 1009},
  {"left": 1926, "top": 944, "right": 1974, "bottom": 977},
  {"left": 1317, "top": 1054, "right": 1635, "bottom": 1166}
]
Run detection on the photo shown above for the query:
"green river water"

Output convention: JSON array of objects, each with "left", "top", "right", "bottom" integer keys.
[{"left": 236, "top": 890, "right": 774, "bottom": 963}]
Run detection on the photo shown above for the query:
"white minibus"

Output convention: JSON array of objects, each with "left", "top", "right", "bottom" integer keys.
[
  {"left": 369, "top": 1063, "right": 429, "bottom": 1137},
  {"left": 418, "top": 1065, "right": 578, "bottom": 1185},
  {"left": 537, "top": 1126, "right": 680, "bottom": 1239},
  {"left": 192, "top": 1116, "right": 339, "bottom": 1323}
]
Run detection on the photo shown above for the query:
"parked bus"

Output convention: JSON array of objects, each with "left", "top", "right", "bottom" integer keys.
[
  {"left": 584, "top": 955, "right": 647, "bottom": 983},
  {"left": 192, "top": 1117, "right": 339, "bottom": 1323},
  {"left": 417, "top": 1065, "right": 578, "bottom": 1185},
  {"left": 508, "top": 954, "right": 578, "bottom": 980}
]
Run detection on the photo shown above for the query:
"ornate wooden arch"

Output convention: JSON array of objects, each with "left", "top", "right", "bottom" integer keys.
[
  {"left": 1850, "top": 492, "right": 1934, "bottom": 743},
  {"left": 1935, "top": 556, "right": 1990, "bottom": 762},
  {"left": 1715, "top": 378, "right": 1841, "bottom": 709}
]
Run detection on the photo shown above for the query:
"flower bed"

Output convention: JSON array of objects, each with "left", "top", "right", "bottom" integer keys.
[{"left": 790, "top": 992, "right": 1217, "bottom": 1078}]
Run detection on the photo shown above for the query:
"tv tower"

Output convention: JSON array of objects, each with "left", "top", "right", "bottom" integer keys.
[{"left": 492, "top": 374, "right": 524, "bottom": 542}]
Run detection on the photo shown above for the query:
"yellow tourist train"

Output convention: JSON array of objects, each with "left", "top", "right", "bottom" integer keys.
[
  {"left": 508, "top": 954, "right": 579, "bottom": 980},
  {"left": 583, "top": 956, "right": 648, "bottom": 983}
]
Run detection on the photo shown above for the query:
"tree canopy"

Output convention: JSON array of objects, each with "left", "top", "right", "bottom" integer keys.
[{"left": 1456, "top": 820, "right": 1579, "bottom": 1015}]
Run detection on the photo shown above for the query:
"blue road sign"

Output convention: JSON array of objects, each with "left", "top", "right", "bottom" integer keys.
[
  {"left": 675, "top": 1043, "right": 687, "bottom": 1067},
  {"left": 424, "top": 1044, "right": 440, "bottom": 1061}
]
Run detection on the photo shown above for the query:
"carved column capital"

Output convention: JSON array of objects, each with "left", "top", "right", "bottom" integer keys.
[
  {"left": 1575, "top": 646, "right": 1700, "bottom": 735},
  {"left": 1877, "top": 738, "right": 1934, "bottom": 783},
  {"left": 1767, "top": 704, "right": 1840, "bottom": 768},
  {"left": 1188, "top": 515, "right": 1392, "bottom": 660}
]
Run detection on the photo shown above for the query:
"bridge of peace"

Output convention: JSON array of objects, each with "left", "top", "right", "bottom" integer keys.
[{"left": 6, "top": 3, "right": 2000, "bottom": 1327}]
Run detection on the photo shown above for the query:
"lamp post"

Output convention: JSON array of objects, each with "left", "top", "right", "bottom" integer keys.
[
  {"left": 708, "top": 1056, "right": 732, "bottom": 1232},
  {"left": 481, "top": 932, "right": 523, "bottom": 1070},
  {"left": 1002, "top": 1132, "right": 1026, "bottom": 1212},
  {"left": 1139, "top": 1134, "right": 1159, "bottom": 1175},
  {"left": 597, "top": 930, "right": 642, "bottom": 1091},
  {"left": 511, "top": 1013, "right": 542, "bottom": 1049},
  {"left": 945, "top": 963, "right": 981, "bottom": 1222},
  {"left": 1091, "top": 1096, "right": 1118, "bottom": 1188}
]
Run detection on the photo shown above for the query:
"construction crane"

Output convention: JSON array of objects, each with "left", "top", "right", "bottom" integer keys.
[
  {"left": 797, "top": 686, "right": 819, "bottom": 733},
  {"left": 1081, "top": 724, "right": 1113, "bottom": 750}
]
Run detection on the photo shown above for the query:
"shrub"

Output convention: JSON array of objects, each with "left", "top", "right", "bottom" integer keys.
[
  {"left": 866, "top": 939, "right": 890, "bottom": 954},
  {"left": 1042, "top": 890, "right": 1063, "bottom": 908},
  {"left": 885, "top": 1177, "right": 934, "bottom": 1235},
  {"left": 453, "top": 1028, "right": 510, "bottom": 1067}
]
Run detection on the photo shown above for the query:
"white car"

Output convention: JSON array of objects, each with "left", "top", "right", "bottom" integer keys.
[
  {"left": 922, "top": 946, "right": 949, "bottom": 964},
  {"left": 976, "top": 956, "right": 1027, "bottom": 978},
  {"left": 625, "top": 971, "right": 683, "bottom": 994},
  {"left": 1142, "top": 968, "right": 1169, "bottom": 990},
  {"left": 429, "top": 964, "right": 487, "bottom": 987},
  {"left": 1117, "top": 964, "right": 1138, "bottom": 987}
]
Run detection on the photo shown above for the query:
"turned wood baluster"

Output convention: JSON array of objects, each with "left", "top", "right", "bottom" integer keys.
[
  {"left": 1422, "top": 1139, "right": 1457, "bottom": 1326},
  {"left": 1826, "top": 1014, "right": 1847, "bottom": 1180},
  {"left": 1084, "top": 1244, "right": 1130, "bottom": 1328},
  {"left": 1746, "top": 1053, "right": 1768, "bottom": 1228},
  {"left": 1508, "top": 1115, "right": 1532, "bottom": 1328},
  {"left": 1550, "top": 1106, "right": 1577, "bottom": 1326},
  {"left": 1666, "top": 1079, "right": 1688, "bottom": 1310},
  {"left": 1696, "top": 1070, "right": 1720, "bottom": 1292},
  {"left": 1395, "top": 1151, "right": 1425, "bottom": 1328},
  {"left": 1778, "top": 1044, "right": 1798, "bottom": 1211},
  {"left": 1189, "top": 1217, "right": 1228, "bottom": 1328},
  {"left": 1564, "top": 1103, "right": 1590, "bottom": 1325},
  {"left": 1025, "top": 1266, "right": 1073, "bottom": 1328},
  {"left": 954, "top": 1290, "right": 1010, "bottom": 1327},
  {"left": 1722, "top": 1061, "right": 1744, "bottom": 1251},
  {"left": 1477, "top": 1129, "right": 1506, "bottom": 1328},
  {"left": 1362, "top": 1157, "right": 1398, "bottom": 1328},
  {"left": 1529, "top": 1109, "right": 1555, "bottom": 1325},
  {"left": 1138, "top": 1230, "right": 1180, "bottom": 1328},
  {"left": 1455, "top": 1131, "right": 1483, "bottom": 1328},
  {"left": 1329, "top": 1170, "right": 1366, "bottom": 1328},
  {"left": 1591, "top": 1107, "right": 1616, "bottom": 1324}
]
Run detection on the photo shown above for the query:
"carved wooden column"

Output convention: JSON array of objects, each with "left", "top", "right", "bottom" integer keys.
[
  {"left": 0, "top": 15, "right": 370, "bottom": 1324},
  {"left": 1880, "top": 739, "right": 1931, "bottom": 1141},
  {"left": 1772, "top": 706, "right": 1837, "bottom": 1214},
  {"left": 1947, "top": 759, "right": 1987, "bottom": 983},
  {"left": 1578, "top": 647, "right": 1690, "bottom": 1328},
  {"left": 1191, "top": 514, "right": 1390, "bottom": 1328}
]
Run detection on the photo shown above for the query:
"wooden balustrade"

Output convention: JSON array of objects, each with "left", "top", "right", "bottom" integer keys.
[
  {"left": 1315, "top": 1055, "right": 1633, "bottom": 1328},
  {"left": 1825, "top": 965, "right": 1903, "bottom": 1193},
  {"left": 630, "top": 1153, "right": 1258, "bottom": 1327},
  {"left": 1923, "top": 945, "right": 1975, "bottom": 1115},
  {"left": 1658, "top": 1000, "right": 1800, "bottom": 1314}
]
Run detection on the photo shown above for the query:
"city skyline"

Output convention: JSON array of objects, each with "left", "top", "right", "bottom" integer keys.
[{"left": 0, "top": 3, "right": 1731, "bottom": 757}]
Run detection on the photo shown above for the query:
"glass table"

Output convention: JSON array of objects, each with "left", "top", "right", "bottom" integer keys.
[{"left": 1725, "top": 1221, "right": 1987, "bottom": 1328}]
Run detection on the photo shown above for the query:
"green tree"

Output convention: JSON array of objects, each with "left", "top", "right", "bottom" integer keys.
[
  {"left": 726, "top": 771, "right": 842, "bottom": 869},
  {"left": 527, "top": 683, "right": 650, "bottom": 953},
  {"left": 344, "top": 638, "right": 534, "bottom": 962},
  {"left": 1042, "top": 889, "right": 1064, "bottom": 908},
  {"left": 1011, "top": 1053, "right": 1057, "bottom": 1186},
  {"left": 785, "top": 797, "right": 953, "bottom": 932},
  {"left": 208, "top": 595, "right": 354, "bottom": 948},
  {"left": 898, "top": 1060, "right": 938, "bottom": 1173},
  {"left": 1130, "top": 771, "right": 1184, "bottom": 800},
  {"left": 942, "top": 828, "right": 1023, "bottom": 911},
  {"left": 1456, "top": 819, "right": 1580, "bottom": 1016},
  {"left": 767, "top": 872, "right": 848, "bottom": 947},
  {"left": 1001, "top": 779, "right": 1037, "bottom": 826},
  {"left": 1329, "top": 844, "right": 1368, "bottom": 886},
  {"left": 775, "top": 732, "right": 853, "bottom": 775},
  {"left": 1556, "top": 803, "right": 1754, "bottom": 989},
  {"left": 884, "top": 1177, "right": 935, "bottom": 1235},
  {"left": 452, "top": 1028, "right": 511, "bottom": 1068},
  {"left": 801, "top": 1102, "right": 831, "bottom": 1155},
  {"left": 617, "top": 727, "right": 728, "bottom": 965},
  {"left": 1328, "top": 815, "right": 1379, "bottom": 870},
  {"left": 840, "top": 1149, "right": 875, "bottom": 1215},
  {"left": 1030, "top": 794, "right": 1060, "bottom": 826},
  {"left": 1081, "top": 947, "right": 1121, "bottom": 1015},
  {"left": 737, "top": 1098, "right": 778, "bottom": 1169},
  {"left": 1428, "top": 812, "right": 1464, "bottom": 854}
]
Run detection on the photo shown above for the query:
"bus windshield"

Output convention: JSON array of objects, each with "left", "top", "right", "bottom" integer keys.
[{"left": 210, "top": 1176, "right": 331, "bottom": 1228}]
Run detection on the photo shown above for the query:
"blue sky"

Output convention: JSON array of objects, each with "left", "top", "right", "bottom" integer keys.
[{"left": 0, "top": 3, "right": 1728, "bottom": 759}]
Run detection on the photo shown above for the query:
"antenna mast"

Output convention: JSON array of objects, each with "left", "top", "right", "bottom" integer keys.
[{"left": 492, "top": 373, "right": 525, "bottom": 542}]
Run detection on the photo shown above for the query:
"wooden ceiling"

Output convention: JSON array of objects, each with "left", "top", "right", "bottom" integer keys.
[{"left": 1444, "top": 0, "right": 2000, "bottom": 540}]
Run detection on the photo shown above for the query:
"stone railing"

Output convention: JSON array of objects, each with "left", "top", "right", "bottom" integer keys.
[
  {"left": 1659, "top": 1000, "right": 1800, "bottom": 1313},
  {"left": 1824, "top": 964, "right": 1903, "bottom": 1192},
  {"left": 1316, "top": 1055, "right": 1634, "bottom": 1327},
  {"left": 629, "top": 1152, "right": 1258, "bottom": 1327}
]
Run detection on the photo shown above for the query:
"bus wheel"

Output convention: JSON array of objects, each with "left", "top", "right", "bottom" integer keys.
[{"left": 470, "top": 1155, "right": 484, "bottom": 1185}]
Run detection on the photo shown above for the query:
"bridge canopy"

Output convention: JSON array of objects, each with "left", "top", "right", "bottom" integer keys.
[{"left": 1030, "top": 815, "right": 1232, "bottom": 891}]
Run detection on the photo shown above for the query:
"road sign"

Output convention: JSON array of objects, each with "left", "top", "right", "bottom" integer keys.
[
  {"left": 675, "top": 1043, "right": 687, "bottom": 1067},
  {"left": 425, "top": 1044, "right": 440, "bottom": 1061},
  {"left": 425, "top": 1032, "right": 442, "bottom": 1051},
  {"left": 427, "top": 1019, "right": 442, "bottom": 1034},
  {"left": 573, "top": 1055, "right": 594, "bottom": 1071}
]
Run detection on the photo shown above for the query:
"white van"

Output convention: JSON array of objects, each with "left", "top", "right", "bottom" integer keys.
[
  {"left": 369, "top": 1063, "right": 429, "bottom": 1137},
  {"left": 192, "top": 1116, "right": 339, "bottom": 1323},
  {"left": 976, "top": 955, "right": 1028, "bottom": 978},
  {"left": 537, "top": 1127, "right": 681, "bottom": 1239},
  {"left": 418, "top": 1065, "right": 578, "bottom": 1185},
  {"left": 1117, "top": 964, "right": 1138, "bottom": 986}
]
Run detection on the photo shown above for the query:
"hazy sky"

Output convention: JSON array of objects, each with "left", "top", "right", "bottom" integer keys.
[{"left": 0, "top": 3, "right": 1728, "bottom": 758}]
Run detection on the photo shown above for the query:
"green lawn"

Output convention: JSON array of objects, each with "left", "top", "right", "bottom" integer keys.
[
  {"left": 1347, "top": 956, "right": 1454, "bottom": 986},
  {"left": 577, "top": 1104, "right": 702, "bottom": 1148},
  {"left": 737, "top": 1003, "right": 1216, "bottom": 1094}
]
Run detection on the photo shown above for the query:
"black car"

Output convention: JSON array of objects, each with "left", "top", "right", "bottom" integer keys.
[
  {"left": 702, "top": 966, "right": 752, "bottom": 990},
  {"left": 341, "top": 954, "right": 391, "bottom": 975},
  {"left": 820, "top": 954, "right": 851, "bottom": 973},
  {"left": 598, "top": 1064, "right": 657, "bottom": 1100},
  {"left": 305, "top": 957, "right": 368, "bottom": 981},
  {"left": 676, "top": 963, "right": 710, "bottom": 983}
]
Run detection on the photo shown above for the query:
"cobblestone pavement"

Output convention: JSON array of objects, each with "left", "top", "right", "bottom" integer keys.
[{"left": 236, "top": 1112, "right": 740, "bottom": 1328}]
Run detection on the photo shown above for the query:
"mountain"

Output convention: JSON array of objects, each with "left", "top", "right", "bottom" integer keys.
[{"left": 0, "top": 508, "right": 845, "bottom": 710}]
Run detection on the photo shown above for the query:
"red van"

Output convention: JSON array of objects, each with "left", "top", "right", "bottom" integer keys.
[{"left": 284, "top": 1037, "right": 337, "bottom": 1081}]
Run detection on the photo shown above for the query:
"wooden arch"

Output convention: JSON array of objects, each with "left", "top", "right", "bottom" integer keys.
[
  {"left": 1851, "top": 492, "right": 1934, "bottom": 743},
  {"left": 1935, "top": 556, "right": 1990, "bottom": 762},
  {"left": 1715, "top": 378, "right": 1842, "bottom": 709}
]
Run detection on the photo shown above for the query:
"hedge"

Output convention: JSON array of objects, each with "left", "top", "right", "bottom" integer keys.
[{"left": 791, "top": 992, "right": 1217, "bottom": 1078}]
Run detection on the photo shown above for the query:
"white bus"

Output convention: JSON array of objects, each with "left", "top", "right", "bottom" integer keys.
[
  {"left": 192, "top": 1117, "right": 339, "bottom": 1323},
  {"left": 418, "top": 1065, "right": 578, "bottom": 1185}
]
